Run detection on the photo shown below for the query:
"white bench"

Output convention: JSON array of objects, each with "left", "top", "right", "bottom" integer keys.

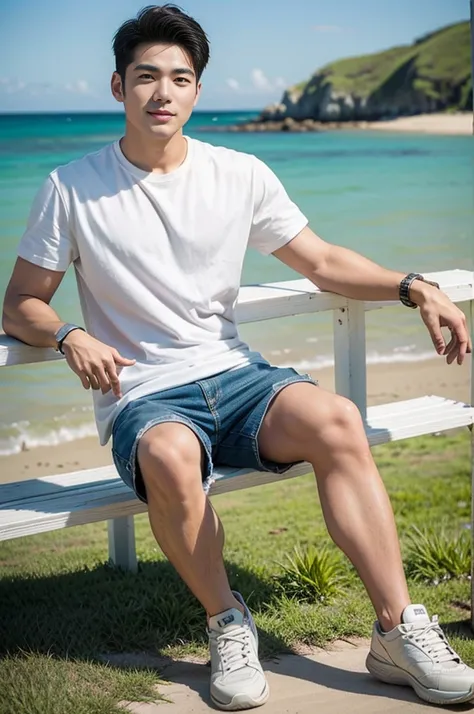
[{"left": 1, "top": 270, "right": 473, "bottom": 578}]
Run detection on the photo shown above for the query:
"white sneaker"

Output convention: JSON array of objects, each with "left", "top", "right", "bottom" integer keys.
[
  {"left": 208, "top": 591, "right": 269, "bottom": 710},
  {"left": 366, "top": 603, "right": 474, "bottom": 705}
]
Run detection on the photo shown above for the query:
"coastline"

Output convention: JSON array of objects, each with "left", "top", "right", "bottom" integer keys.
[
  {"left": 362, "top": 113, "right": 473, "bottom": 136},
  {"left": 228, "top": 112, "right": 472, "bottom": 136},
  {"left": 1, "top": 355, "right": 470, "bottom": 485}
]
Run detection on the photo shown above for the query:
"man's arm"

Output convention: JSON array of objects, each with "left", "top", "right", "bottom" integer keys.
[
  {"left": 2, "top": 257, "right": 67, "bottom": 347},
  {"left": 273, "top": 226, "right": 471, "bottom": 365},
  {"left": 2, "top": 258, "right": 135, "bottom": 396}
]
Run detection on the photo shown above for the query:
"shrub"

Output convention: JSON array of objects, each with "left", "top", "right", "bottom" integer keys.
[
  {"left": 276, "top": 545, "right": 351, "bottom": 603},
  {"left": 405, "top": 526, "right": 471, "bottom": 584}
]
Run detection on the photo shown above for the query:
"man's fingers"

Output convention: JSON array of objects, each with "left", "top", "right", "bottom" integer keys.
[
  {"left": 66, "top": 344, "right": 133, "bottom": 394},
  {"left": 451, "top": 320, "right": 470, "bottom": 365},
  {"left": 113, "top": 350, "right": 136, "bottom": 366},
  {"left": 455, "top": 337, "right": 468, "bottom": 365},
  {"left": 424, "top": 315, "right": 446, "bottom": 354},
  {"left": 88, "top": 372, "right": 101, "bottom": 390},
  {"left": 105, "top": 361, "right": 122, "bottom": 397},
  {"left": 78, "top": 371, "right": 90, "bottom": 390},
  {"left": 444, "top": 331, "right": 457, "bottom": 362},
  {"left": 92, "top": 366, "right": 112, "bottom": 394},
  {"left": 444, "top": 334, "right": 456, "bottom": 355},
  {"left": 457, "top": 341, "right": 468, "bottom": 365},
  {"left": 446, "top": 346, "right": 458, "bottom": 365}
]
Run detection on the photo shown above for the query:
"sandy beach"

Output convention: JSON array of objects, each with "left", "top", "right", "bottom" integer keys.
[
  {"left": 363, "top": 112, "right": 472, "bottom": 135},
  {"left": 0, "top": 356, "right": 470, "bottom": 485},
  {"left": 230, "top": 112, "right": 473, "bottom": 135}
]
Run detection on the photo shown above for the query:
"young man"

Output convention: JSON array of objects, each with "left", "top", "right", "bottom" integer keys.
[{"left": 2, "top": 4, "right": 473, "bottom": 710}]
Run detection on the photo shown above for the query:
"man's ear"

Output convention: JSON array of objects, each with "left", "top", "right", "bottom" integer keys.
[
  {"left": 111, "top": 71, "right": 125, "bottom": 103},
  {"left": 193, "top": 81, "right": 202, "bottom": 108}
]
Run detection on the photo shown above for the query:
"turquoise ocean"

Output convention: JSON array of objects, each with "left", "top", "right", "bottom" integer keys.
[{"left": 0, "top": 111, "right": 472, "bottom": 455}]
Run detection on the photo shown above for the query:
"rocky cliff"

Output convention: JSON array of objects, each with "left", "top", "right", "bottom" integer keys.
[{"left": 261, "top": 21, "right": 471, "bottom": 123}]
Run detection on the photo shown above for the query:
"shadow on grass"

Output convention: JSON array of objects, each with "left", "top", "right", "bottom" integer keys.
[
  {"left": 1, "top": 560, "right": 474, "bottom": 711},
  {"left": 0, "top": 558, "right": 283, "bottom": 660}
]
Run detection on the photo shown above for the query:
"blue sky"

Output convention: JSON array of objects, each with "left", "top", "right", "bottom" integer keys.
[{"left": 0, "top": 0, "right": 470, "bottom": 112}]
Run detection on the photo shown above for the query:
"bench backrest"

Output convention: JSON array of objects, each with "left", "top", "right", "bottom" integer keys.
[{"left": 1, "top": 270, "right": 473, "bottom": 418}]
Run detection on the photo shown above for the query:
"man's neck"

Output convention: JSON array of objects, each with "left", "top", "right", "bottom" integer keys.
[{"left": 120, "top": 128, "right": 188, "bottom": 174}]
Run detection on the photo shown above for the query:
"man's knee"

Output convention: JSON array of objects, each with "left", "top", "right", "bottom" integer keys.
[
  {"left": 330, "top": 394, "right": 364, "bottom": 430},
  {"left": 137, "top": 423, "right": 204, "bottom": 499},
  {"left": 316, "top": 394, "right": 369, "bottom": 455}
]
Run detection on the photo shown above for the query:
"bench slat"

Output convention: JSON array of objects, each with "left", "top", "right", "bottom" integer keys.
[
  {"left": 0, "top": 395, "right": 464, "bottom": 504},
  {"left": 1, "top": 468, "right": 119, "bottom": 504},
  {"left": 0, "top": 394, "right": 461, "bottom": 506},
  {"left": 2, "top": 270, "right": 472, "bottom": 368},
  {"left": 1, "top": 395, "right": 472, "bottom": 541}
]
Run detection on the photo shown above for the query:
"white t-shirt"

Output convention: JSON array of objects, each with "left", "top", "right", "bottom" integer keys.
[{"left": 18, "top": 137, "right": 308, "bottom": 444}]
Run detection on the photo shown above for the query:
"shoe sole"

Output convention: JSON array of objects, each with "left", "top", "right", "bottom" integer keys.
[
  {"left": 211, "top": 681, "right": 270, "bottom": 711},
  {"left": 366, "top": 651, "right": 474, "bottom": 706}
]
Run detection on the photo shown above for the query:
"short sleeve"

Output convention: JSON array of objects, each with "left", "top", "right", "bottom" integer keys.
[
  {"left": 248, "top": 157, "right": 308, "bottom": 255},
  {"left": 17, "top": 176, "right": 77, "bottom": 271}
]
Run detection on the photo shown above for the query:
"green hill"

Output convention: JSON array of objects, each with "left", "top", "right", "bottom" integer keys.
[{"left": 262, "top": 21, "right": 471, "bottom": 122}]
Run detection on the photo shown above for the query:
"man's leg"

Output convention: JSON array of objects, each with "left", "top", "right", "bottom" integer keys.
[
  {"left": 257, "top": 382, "right": 410, "bottom": 632},
  {"left": 137, "top": 421, "right": 241, "bottom": 618},
  {"left": 138, "top": 421, "right": 270, "bottom": 710},
  {"left": 257, "top": 380, "right": 474, "bottom": 706}
]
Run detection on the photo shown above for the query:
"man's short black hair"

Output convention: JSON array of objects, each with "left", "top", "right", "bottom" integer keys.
[{"left": 113, "top": 4, "right": 210, "bottom": 84}]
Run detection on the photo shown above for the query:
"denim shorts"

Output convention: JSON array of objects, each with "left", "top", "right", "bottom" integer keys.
[{"left": 111, "top": 361, "right": 318, "bottom": 503}]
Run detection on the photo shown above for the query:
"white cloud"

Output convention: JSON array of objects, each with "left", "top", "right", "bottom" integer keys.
[
  {"left": 251, "top": 68, "right": 273, "bottom": 91},
  {"left": 226, "top": 78, "right": 240, "bottom": 91},
  {"left": 221, "top": 71, "right": 288, "bottom": 96},
  {"left": 0, "top": 77, "right": 93, "bottom": 97},
  {"left": 76, "top": 79, "right": 90, "bottom": 94},
  {"left": 65, "top": 79, "right": 91, "bottom": 94},
  {"left": 0, "top": 78, "right": 26, "bottom": 94}
]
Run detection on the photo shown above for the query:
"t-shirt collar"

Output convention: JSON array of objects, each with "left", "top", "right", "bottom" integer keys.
[{"left": 113, "top": 136, "right": 193, "bottom": 184}]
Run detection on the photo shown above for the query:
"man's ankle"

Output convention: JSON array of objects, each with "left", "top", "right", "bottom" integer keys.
[{"left": 207, "top": 596, "right": 245, "bottom": 623}]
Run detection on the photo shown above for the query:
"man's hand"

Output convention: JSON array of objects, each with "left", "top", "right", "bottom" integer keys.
[
  {"left": 61, "top": 330, "right": 136, "bottom": 397},
  {"left": 415, "top": 284, "right": 472, "bottom": 365}
]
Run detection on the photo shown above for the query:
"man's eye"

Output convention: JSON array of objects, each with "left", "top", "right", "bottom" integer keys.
[
  {"left": 139, "top": 74, "right": 154, "bottom": 80},
  {"left": 175, "top": 77, "right": 190, "bottom": 84}
]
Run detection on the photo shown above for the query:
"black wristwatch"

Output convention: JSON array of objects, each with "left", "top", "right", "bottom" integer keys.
[
  {"left": 55, "top": 323, "right": 85, "bottom": 353},
  {"left": 399, "top": 273, "right": 440, "bottom": 309}
]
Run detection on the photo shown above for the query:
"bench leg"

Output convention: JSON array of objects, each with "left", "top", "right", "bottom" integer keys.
[{"left": 108, "top": 516, "right": 137, "bottom": 573}]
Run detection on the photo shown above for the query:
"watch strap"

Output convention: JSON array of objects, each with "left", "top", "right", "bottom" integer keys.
[
  {"left": 399, "top": 273, "right": 440, "bottom": 308},
  {"left": 55, "top": 324, "right": 85, "bottom": 353}
]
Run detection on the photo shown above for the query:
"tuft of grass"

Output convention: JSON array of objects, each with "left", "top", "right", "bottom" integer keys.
[
  {"left": 0, "top": 653, "right": 162, "bottom": 714},
  {"left": 276, "top": 545, "right": 352, "bottom": 603},
  {"left": 405, "top": 525, "right": 471, "bottom": 584}
]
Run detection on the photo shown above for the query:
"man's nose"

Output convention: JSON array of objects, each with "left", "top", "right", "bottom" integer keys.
[{"left": 152, "top": 79, "right": 172, "bottom": 103}]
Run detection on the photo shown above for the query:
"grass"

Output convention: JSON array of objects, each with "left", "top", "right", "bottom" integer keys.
[
  {"left": 405, "top": 526, "right": 471, "bottom": 584},
  {"left": 292, "top": 20, "right": 471, "bottom": 111},
  {"left": 0, "top": 429, "right": 473, "bottom": 712},
  {"left": 0, "top": 656, "right": 161, "bottom": 714}
]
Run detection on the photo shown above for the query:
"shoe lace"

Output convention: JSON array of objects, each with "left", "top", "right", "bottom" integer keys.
[
  {"left": 405, "top": 616, "right": 460, "bottom": 664},
  {"left": 211, "top": 625, "right": 253, "bottom": 675}
]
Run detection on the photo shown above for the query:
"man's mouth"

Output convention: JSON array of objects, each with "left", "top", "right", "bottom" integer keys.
[{"left": 147, "top": 110, "right": 175, "bottom": 117}]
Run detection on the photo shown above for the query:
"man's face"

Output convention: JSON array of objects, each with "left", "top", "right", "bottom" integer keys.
[{"left": 111, "top": 42, "right": 201, "bottom": 139}]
